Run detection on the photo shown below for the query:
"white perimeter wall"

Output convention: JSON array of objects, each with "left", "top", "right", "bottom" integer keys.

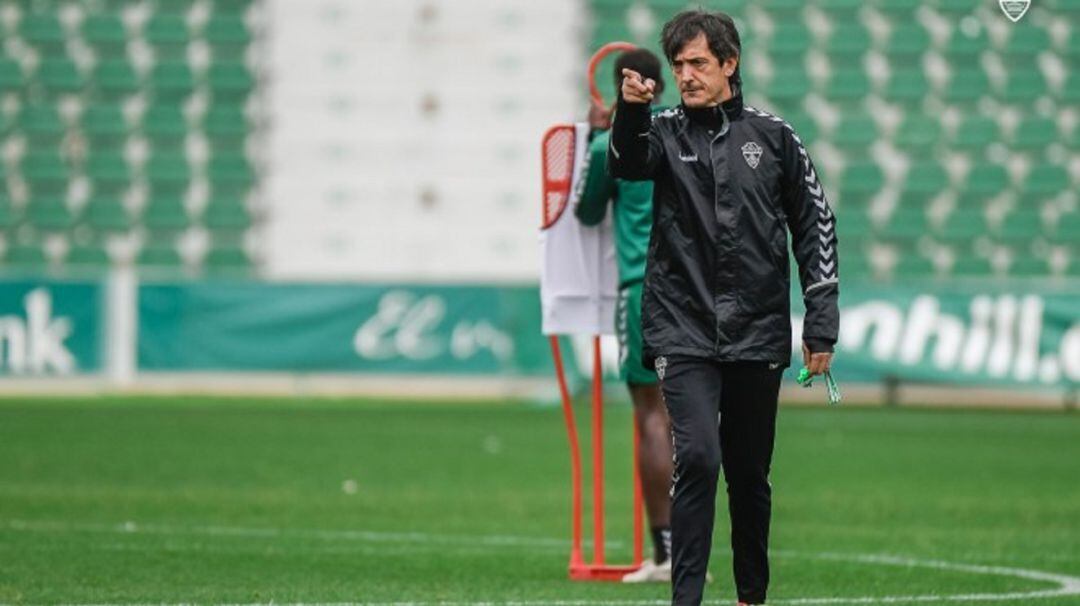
[{"left": 263, "top": 0, "right": 585, "bottom": 281}]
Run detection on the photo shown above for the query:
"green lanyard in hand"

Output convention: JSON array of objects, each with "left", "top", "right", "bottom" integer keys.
[{"left": 796, "top": 368, "right": 842, "bottom": 406}]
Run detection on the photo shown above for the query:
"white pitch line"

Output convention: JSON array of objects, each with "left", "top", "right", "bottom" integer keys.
[{"left": 6, "top": 520, "right": 1080, "bottom": 605}]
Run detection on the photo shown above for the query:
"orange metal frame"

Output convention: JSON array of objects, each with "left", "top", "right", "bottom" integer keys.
[{"left": 549, "top": 335, "right": 644, "bottom": 581}]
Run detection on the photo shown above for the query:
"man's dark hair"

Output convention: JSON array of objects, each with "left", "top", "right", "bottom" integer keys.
[
  {"left": 614, "top": 48, "right": 665, "bottom": 98},
  {"left": 660, "top": 10, "right": 742, "bottom": 88}
]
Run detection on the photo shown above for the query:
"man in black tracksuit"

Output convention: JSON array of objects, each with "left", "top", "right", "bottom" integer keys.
[{"left": 609, "top": 11, "right": 840, "bottom": 606}]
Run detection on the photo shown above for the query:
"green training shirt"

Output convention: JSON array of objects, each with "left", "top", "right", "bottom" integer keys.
[{"left": 574, "top": 123, "right": 657, "bottom": 287}]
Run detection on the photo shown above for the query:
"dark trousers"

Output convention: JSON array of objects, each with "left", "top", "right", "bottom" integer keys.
[{"left": 659, "top": 356, "right": 782, "bottom": 606}]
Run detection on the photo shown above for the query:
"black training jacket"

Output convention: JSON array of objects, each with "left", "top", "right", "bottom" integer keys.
[{"left": 608, "top": 89, "right": 839, "bottom": 368}]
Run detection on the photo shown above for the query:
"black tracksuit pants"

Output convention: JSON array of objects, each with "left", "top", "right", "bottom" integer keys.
[{"left": 658, "top": 356, "right": 783, "bottom": 606}]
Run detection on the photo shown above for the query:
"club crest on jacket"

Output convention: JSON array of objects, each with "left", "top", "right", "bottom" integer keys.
[
  {"left": 741, "top": 142, "right": 763, "bottom": 169},
  {"left": 1000, "top": 0, "right": 1030, "bottom": 21}
]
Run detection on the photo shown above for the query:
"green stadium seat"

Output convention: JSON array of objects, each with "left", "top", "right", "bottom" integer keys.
[
  {"left": 883, "top": 24, "right": 930, "bottom": 63},
  {"left": 204, "top": 243, "right": 252, "bottom": 274},
  {"left": 83, "top": 197, "right": 132, "bottom": 232},
  {"left": 207, "top": 62, "right": 255, "bottom": 98},
  {"left": 1019, "top": 165, "right": 1070, "bottom": 199},
  {"left": 145, "top": 14, "right": 190, "bottom": 58},
  {"left": 879, "top": 207, "right": 930, "bottom": 240},
  {"left": 1053, "top": 212, "right": 1080, "bottom": 243},
  {"left": 894, "top": 114, "right": 940, "bottom": 152},
  {"left": 26, "top": 197, "right": 75, "bottom": 231},
  {"left": 825, "top": 24, "right": 871, "bottom": 67},
  {"left": 837, "top": 248, "right": 872, "bottom": 278},
  {"left": 933, "top": 0, "right": 981, "bottom": 19},
  {"left": 4, "top": 243, "right": 49, "bottom": 270},
  {"left": 208, "top": 152, "right": 255, "bottom": 191},
  {"left": 939, "top": 207, "right": 989, "bottom": 242},
  {"left": 211, "top": 0, "right": 254, "bottom": 16},
  {"left": 892, "top": 250, "right": 937, "bottom": 277},
  {"left": 65, "top": 241, "right": 111, "bottom": 271},
  {"left": 950, "top": 115, "right": 1000, "bottom": 152},
  {"left": 1010, "top": 116, "right": 1060, "bottom": 151},
  {"left": 766, "top": 23, "right": 812, "bottom": 60},
  {"left": 1063, "top": 32, "right": 1080, "bottom": 62},
  {"left": 838, "top": 161, "right": 884, "bottom": 205},
  {"left": 943, "top": 23, "right": 989, "bottom": 65},
  {"left": 137, "top": 242, "right": 184, "bottom": 269},
  {"left": 37, "top": 58, "right": 85, "bottom": 94},
  {"left": 1002, "top": 26, "right": 1052, "bottom": 59},
  {"left": 1008, "top": 251, "right": 1049, "bottom": 276},
  {"left": 203, "top": 106, "right": 248, "bottom": 150},
  {"left": 823, "top": 69, "right": 870, "bottom": 107},
  {"left": 86, "top": 151, "right": 131, "bottom": 193},
  {"left": 1060, "top": 73, "right": 1080, "bottom": 104},
  {"left": 785, "top": 111, "right": 819, "bottom": 145},
  {"left": 882, "top": 69, "right": 930, "bottom": 103},
  {"left": 82, "top": 14, "right": 128, "bottom": 50},
  {"left": 19, "top": 13, "right": 66, "bottom": 48},
  {"left": 832, "top": 113, "right": 878, "bottom": 150},
  {"left": 142, "top": 197, "right": 191, "bottom": 231},
  {"left": 143, "top": 105, "right": 189, "bottom": 149},
  {"left": 898, "top": 163, "right": 949, "bottom": 204},
  {"left": 0, "top": 58, "right": 25, "bottom": 89},
  {"left": 203, "top": 15, "right": 252, "bottom": 50},
  {"left": 146, "top": 152, "right": 192, "bottom": 193},
  {"left": 93, "top": 60, "right": 141, "bottom": 97},
  {"left": 950, "top": 252, "right": 994, "bottom": 276},
  {"left": 759, "top": 0, "right": 803, "bottom": 16},
  {"left": 203, "top": 196, "right": 252, "bottom": 231},
  {"left": 81, "top": 103, "right": 129, "bottom": 144},
  {"left": 21, "top": 152, "right": 71, "bottom": 192},
  {"left": 0, "top": 194, "right": 20, "bottom": 229},
  {"left": 19, "top": 103, "right": 66, "bottom": 144},
  {"left": 957, "top": 164, "right": 1010, "bottom": 206},
  {"left": 837, "top": 207, "right": 873, "bottom": 240},
  {"left": 994, "top": 208, "right": 1045, "bottom": 243},
  {"left": 942, "top": 69, "right": 989, "bottom": 104},
  {"left": 870, "top": 0, "right": 922, "bottom": 17},
  {"left": 814, "top": 0, "right": 863, "bottom": 17},
  {"left": 149, "top": 62, "right": 196, "bottom": 98},
  {"left": 765, "top": 70, "right": 811, "bottom": 111},
  {"left": 997, "top": 70, "right": 1048, "bottom": 104}
]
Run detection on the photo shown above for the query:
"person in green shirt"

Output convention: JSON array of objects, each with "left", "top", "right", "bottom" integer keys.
[{"left": 576, "top": 48, "right": 673, "bottom": 584}]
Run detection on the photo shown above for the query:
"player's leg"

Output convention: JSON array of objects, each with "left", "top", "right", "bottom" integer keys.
[
  {"left": 717, "top": 362, "right": 783, "bottom": 606},
  {"left": 617, "top": 281, "right": 674, "bottom": 578},
  {"left": 660, "top": 355, "right": 723, "bottom": 605},
  {"left": 630, "top": 382, "right": 672, "bottom": 562}
]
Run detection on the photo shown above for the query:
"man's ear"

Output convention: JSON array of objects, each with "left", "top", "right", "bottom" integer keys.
[{"left": 722, "top": 56, "right": 739, "bottom": 78}]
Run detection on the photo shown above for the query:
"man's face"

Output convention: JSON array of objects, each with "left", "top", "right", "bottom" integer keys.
[{"left": 671, "top": 33, "right": 738, "bottom": 108}]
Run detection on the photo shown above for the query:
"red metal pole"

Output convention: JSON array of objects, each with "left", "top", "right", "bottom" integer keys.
[
  {"left": 592, "top": 335, "right": 605, "bottom": 565},
  {"left": 632, "top": 412, "right": 644, "bottom": 565},
  {"left": 550, "top": 336, "right": 584, "bottom": 569}
]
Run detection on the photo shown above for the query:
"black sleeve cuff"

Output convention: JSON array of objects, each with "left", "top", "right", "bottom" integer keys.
[{"left": 804, "top": 337, "right": 835, "bottom": 354}]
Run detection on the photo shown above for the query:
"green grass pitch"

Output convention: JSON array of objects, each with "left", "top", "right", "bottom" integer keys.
[{"left": 0, "top": 395, "right": 1078, "bottom": 605}]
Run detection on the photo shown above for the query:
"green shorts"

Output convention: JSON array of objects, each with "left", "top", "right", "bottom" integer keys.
[{"left": 616, "top": 281, "right": 659, "bottom": 386}]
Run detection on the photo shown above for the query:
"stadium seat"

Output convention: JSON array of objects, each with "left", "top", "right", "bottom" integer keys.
[
  {"left": 37, "top": 58, "right": 85, "bottom": 94},
  {"left": 65, "top": 241, "right": 112, "bottom": 270},
  {"left": 943, "top": 23, "right": 989, "bottom": 66},
  {"left": 1054, "top": 212, "right": 1080, "bottom": 243},
  {"left": 838, "top": 161, "right": 885, "bottom": 205},
  {"left": 203, "top": 15, "right": 252, "bottom": 50},
  {"left": 204, "top": 242, "right": 252, "bottom": 274},
  {"left": 1019, "top": 165, "right": 1070, "bottom": 199},
  {"left": 957, "top": 164, "right": 1010, "bottom": 206},
  {"left": 142, "top": 197, "right": 191, "bottom": 232},
  {"left": 832, "top": 113, "right": 878, "bottom": 150},
  {"left": 143, "top": 106, "right": 189, "bottom": 150},
  {"left": 1002, "top": 26, "right": 1052, "bottom": 59},
  {"left": 82, "top": 14, "right": 129, "bottom": 50},
  {"left": 882, "top": 69, "right": 930, "bottom": 104},
  {"left": 85, "top": 151, "right": 132, "bottom": 194},
  {"left": 4, "top": 242, "right": 50, "bottom": 270},
  {"left": 149, "top": 62, "right": 196, "bottom": 99},
  {"left": 997, "top": 69, "right": 1048, "bottom": 104},
  {"left": 26, "top": 197, "right": 75, "bottom": 231},
  {"left": 93, "top": 60, "right": 141, "bottom": 98},
  {"left": 870, "top": 0, "right": 922, "bottom": 17},
  {"left": 825, "top": 24, "right": 871, "bottom": 67},
  {"left": 766, "top": 23, "right": 813, "bottom": 61},
  {"left": 82, "top": 103, "right": 130, "bottom": 144},
  {"left": 208, "top": 152, "right": 255, "bottom": 191},
  {"left": 203, "top": 106, "right": 248, "bottom": 151},
  {"left": 898, "top": 163, "right": 950, "bottom": 205},
  {"left": 933, "top": 0, "right": 982, "bottom": 19},
  {"left": 892, "top": 250, "right": 937, "bottom": 277},
  {"left": 137, "top": 242, "right": 185, "bottom": 270},
  {"left": 894, "top": 114, "right": 940, "bottom": 152},
  {"left": 938, "top": 207, "right": 989, "bottom": 242},
  {"left": 203, "top": 196, "right": 252, "bottom": 231},
  {"left": 1060, "top": 73, "right": 1080, "bottom": 104},
  {"left": 949, "top": 115, "right": 1000, "bottom": 152},
  {"left": 19, "top": 13, "right": 66, "bottom": 49},
  {"left": 785, "top": 111, "right": 819, "bottom": 145},
  {"left": 815, "top": 0, "right": 863, "bottom": 17},
  {"left": 21, "top": 152, "right": 71, "bottom": 192},
  {"left": 19, "top": 103, "right": 66, "bottom": 145},
  {"left": 823, "top": 69, "right": 871, "bottom": 107},
  {"left": 879, "top": 207, "right": 930, "bottom": 240},
  {"left": 759, "top": 0, "right": 804, "bottom": 17},
  {"left": 0, "top": 58, "right": 26, "bottom": 89},
  {"left": 942, "top": 69, "right": 990, "bottom": 104},
  {"left": 1010, "top": 116, "right": 1060, "bottom": 152},
  {"left": 994, "top": 208, "right": 1045, "bottom": 243},
  {"left": 1008, "top": 251, "right": 1050, "bottom": 276},
  {"left": 883, "top": 24, "right": 931, "bottom": 64},
  {"left": 950, "top": 252, "right": 994, "bottom": 276},
  {"left": 144, "top": 14, "right": 191, "bottom": 59},
  {"left": 206, "top": 62, "right": 255, "bottom": 98},
  {"left": 0, "top": 194, "right": 20, "bottom": 230},
  {"left": 83, "top": 197, "right": 132, "bottom": 232}
]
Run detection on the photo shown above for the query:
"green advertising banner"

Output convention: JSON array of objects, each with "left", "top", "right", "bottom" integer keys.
[
  {"left": 0, "top": 279, "right": 103, "bottom": 375},
  {"left": 138, "top": 282, "right": 554, "bottom": 375},
  {"left": 137, "top": 280, "right": 1080, "bottom": 389}
]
